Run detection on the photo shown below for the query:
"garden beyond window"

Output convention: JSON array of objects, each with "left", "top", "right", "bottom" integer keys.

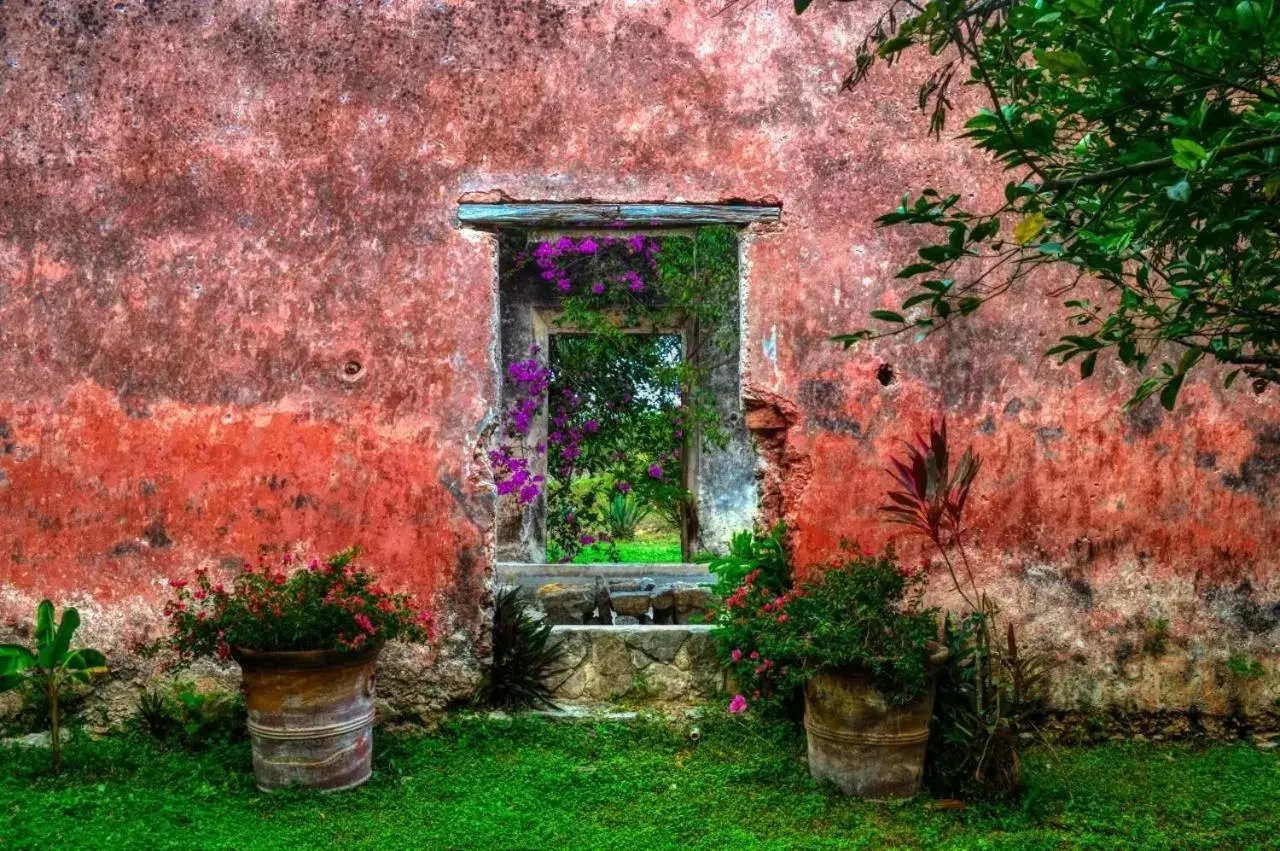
[{"left": 493, "top": 225, "right": 755, "bottom": 566}]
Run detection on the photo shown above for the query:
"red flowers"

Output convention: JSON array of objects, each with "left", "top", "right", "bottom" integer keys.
[{"left": 156, "top": 548, "right": 433, "bottom": 661}]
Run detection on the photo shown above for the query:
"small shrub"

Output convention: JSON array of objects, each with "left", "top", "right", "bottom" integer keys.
[
  {"left": 475, "top": 587, "right": 563, "bottom": 710},
  {"left": 705, "top": 522, "right": 789, "bottom": 598},
  {"left": 883, "top": 418, "right": 1048, "bottom": 800},
  {"left": 606, "top": 493, "right": 650, "bottom": 541},
  {"left": 1143, "top": 618, "right": 1171, "bottom": 656},
  {"left": 136, "top": 687, "right": 178, "bottom": 740},
  {"left": 1228, "top": 653, "right": 1265, "bottom": 680},
  {"left": 134, "top": 682, "right": 246, "bottom": 748},
  {"left": 0, "top": 601, "right": 109, "bottom": 774},
  {"left": 926, "top": 615, "right": 1049, "bottom": 798}
]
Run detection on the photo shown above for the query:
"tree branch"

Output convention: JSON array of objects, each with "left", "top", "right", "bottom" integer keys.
[{"left": 1041, "top": 134, "right": 1280, "bottom": 190}]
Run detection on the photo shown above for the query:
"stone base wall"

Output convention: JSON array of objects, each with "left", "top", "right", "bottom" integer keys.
[{"left": 541, "top": 626, "right": 724, "bottom": 704}]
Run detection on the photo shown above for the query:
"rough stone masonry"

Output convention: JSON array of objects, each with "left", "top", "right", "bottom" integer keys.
[{"left": 1, "top": 0, "right": 1279, "bottom": 723}]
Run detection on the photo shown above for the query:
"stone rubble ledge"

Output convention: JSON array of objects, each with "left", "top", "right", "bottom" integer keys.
[{"left": 512, "top": 575, "right": 721, "bottom": 626}]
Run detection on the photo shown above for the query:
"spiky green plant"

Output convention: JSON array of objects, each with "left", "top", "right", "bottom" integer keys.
[
  {"left": 605, "top": 493, "right": 650, "bottom": 541},
  {"left": 476, "top": 587, "right": 563, "bottom": 710}
]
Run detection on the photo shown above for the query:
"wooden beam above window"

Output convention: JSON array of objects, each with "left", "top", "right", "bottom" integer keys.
[{"left": 457, "top": 202, "right": 782, "bottom": 229}]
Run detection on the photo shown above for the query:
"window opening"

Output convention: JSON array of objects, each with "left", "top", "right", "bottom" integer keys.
[{"left": 493, "top": 224, "right": 755, "bottom": 566}]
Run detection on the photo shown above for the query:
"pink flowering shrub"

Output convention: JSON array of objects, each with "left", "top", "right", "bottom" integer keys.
[
  {"left": 158, "top": 548, "right": 433, "bottom": 662},
  {"left": 712, "top": 544, "right": 941, "bottom": 715}
]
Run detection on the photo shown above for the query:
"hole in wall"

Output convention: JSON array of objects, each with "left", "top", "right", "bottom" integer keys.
[
  {"left": 876, "top": 363, "right": 895, "bottom": 387},
  {"left": 339, "top": 353, "right": 367, "bottom": 385}
]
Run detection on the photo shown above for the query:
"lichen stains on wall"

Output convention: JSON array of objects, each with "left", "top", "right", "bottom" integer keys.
[{"left": 2, "top": 0, "right": 1279, "bottom": 715}]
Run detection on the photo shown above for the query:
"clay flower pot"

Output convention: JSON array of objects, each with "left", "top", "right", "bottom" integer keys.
[
  {"left": 231, "top": 642, "right": 381, "bottom": 792},
  {"left": 803, "top": 651, "right": 949, "bottom": 799}
]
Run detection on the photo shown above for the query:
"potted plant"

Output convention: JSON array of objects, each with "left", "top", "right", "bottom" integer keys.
[
  {"left": 159, "top": 548, "right": 433, "bottom": 791},
  {"left": 715, "top": 547, "right": 945, "bottom": 799}
]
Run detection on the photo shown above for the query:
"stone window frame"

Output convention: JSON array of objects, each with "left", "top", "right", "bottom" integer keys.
[{"left": 459, "top": 202, "right": 781, "bottom": 575}]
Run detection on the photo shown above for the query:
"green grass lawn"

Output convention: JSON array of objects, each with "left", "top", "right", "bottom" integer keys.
[
  {"left": 4, "top": 715, "right": 1280, "bottom": 849},
  {"left": 573, "top": 536, "right": 683, "bottom": 564}
]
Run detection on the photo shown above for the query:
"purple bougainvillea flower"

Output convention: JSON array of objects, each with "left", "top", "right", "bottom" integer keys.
[
  {"left": 579, "top": 534, "right": 595, "bottom": 545},
  {"left": 616, "top": 480, "right": 632, "bottom": 493},
  {"left": 590, "top": 282, "right": 605, "bottom": 295},
  {"left": 556, "top": 278, "right": 572, "bottom": 292},
  {"left": 728, "top": 694, "right": 748, "bottom": 714},
  {"left": 578, "top": 237, "right": 599, "bottom": 254},
  {"left": 584, "top": 420, "right": 600, "bottom": 433},
  {"left": 648, "top": 463, "right": 664, "bottom": 479}
]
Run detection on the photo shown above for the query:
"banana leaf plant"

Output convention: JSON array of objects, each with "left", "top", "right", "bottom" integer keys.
[{"left": 0, "top": 600, "right": 108, "bottom": 774}]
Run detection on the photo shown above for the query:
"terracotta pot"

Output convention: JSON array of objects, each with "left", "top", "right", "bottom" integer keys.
[
  {"left": 231, "top": 642, "right": 381, "bottom": 792},
  {"left": 803, "top": 662, "right": 942, "bottom": 799}
]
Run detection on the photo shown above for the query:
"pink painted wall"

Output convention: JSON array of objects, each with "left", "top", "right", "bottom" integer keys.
[{"left": 2, "top": 0, "right": 1277, "bottom": 714}]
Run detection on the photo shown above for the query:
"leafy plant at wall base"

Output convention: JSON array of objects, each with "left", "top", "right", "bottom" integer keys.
[
  {"left": 705, "top": 522, "right": 790, "bottom": 598},
  {"left": 0, "top": 600, "right": 108, "bottom": 774},
  {"left": 606, "top": 493, "right": 651, "bottom": 541},
  {"left": 927, "top": 616, "right": 1049, "bottom": 798},
  {"left": 476, "top": 587, "right": 563, "bottom": 710},
  {"left": 883, "top": 419, "right": 1049, "bottom": 799},
  {"left": 134, "top": 682, "right": 246, "bottom": 748}
]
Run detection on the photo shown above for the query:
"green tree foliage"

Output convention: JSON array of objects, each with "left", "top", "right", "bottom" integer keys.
[{"left": 811, "top": 0, "right": 1280, "bottom": 408}]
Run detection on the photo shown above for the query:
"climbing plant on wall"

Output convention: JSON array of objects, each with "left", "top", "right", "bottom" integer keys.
[
  {"left": 805, "top": 0, "right": 1280, "bottom": 409},
  {"left": 491, "top": 226, "right": 739, "bottom": 562}
]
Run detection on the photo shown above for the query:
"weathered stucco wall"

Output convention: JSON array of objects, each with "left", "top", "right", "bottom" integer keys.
[{"left": 2, "top": 0, "right": 1278, "bottom": 720}]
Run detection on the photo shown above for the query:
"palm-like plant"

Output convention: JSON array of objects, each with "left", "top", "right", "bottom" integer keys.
[
  {"left": 882, "top": 418, "right": 983, "bottom": 610},
  {"left": 0, "top": 601, "right": 108, "bottom": 774},
  {"left": 881, "top": 419, "right": 1050, "bottom": 798}
]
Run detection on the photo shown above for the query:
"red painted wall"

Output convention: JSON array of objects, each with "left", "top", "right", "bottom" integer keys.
[{"left": 2, "top": 0, "right": 1277, "bottom": 714}]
